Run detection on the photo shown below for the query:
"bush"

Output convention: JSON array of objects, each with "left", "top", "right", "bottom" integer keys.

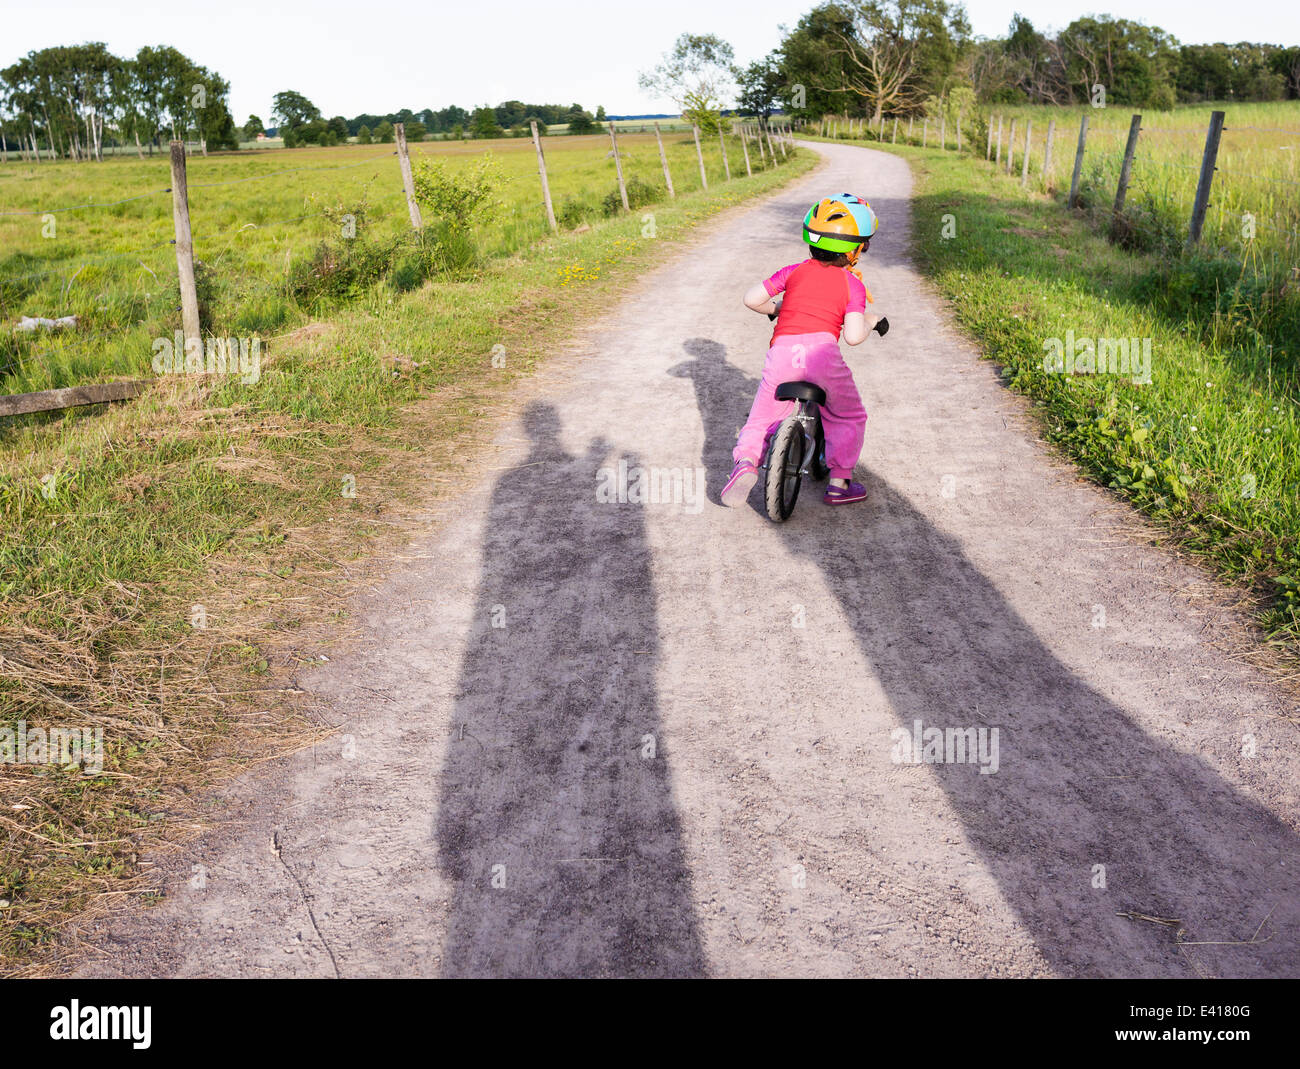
[
  {"left": 557, "top": 195, "right": 599, "bottom": 229},
  {"left": 602, "top": 176, "right": 660, "bottom": 215},
  {"left": 411, "top": 155, "right": 505, "bottom": 234},
  {"left": 287, "top": 236, "right": 398, "bottom": 305},
  {"left": 389, "top": 250, "right": 428, "bottom": 292}
]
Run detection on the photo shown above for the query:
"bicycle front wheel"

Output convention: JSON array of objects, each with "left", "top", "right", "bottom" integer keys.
[{"left": 764, "top": 417, "right": 806, "bottom": 522}]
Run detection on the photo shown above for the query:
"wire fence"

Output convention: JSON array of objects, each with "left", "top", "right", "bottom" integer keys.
[
  {"left": 803, "top": 106, "right": 1300, "bottom": 260},
  {"left": 1, "top": 120, "right": 800, "bottom": 404}
]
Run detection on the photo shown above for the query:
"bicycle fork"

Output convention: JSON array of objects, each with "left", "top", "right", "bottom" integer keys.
[{"left": 761, "top": 402, "right": 822, "bottom": 479}]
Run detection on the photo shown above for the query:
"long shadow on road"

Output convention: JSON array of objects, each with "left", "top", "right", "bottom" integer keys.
[
  {"left": 434, "top": 401, "right": 706, "bottom": 977},
  {"left": 678, "top": 336, "right": 1299, "bottom": 977}
]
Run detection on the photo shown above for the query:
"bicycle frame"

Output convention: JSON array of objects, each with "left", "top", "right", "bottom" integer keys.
[{"left": 761, "top": 400, "right": 822, "bottom": 478}]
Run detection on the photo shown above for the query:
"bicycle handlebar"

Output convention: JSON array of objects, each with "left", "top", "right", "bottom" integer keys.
[{"left": 764, "top": 301, "right": 890, "bottom": 337}]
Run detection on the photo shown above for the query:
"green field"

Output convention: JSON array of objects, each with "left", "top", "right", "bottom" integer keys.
[
  {"left": 821, "top": 101, "right": 1300, "bottom": 272},
  {"left": 1, "top": 130, "right": 781, "bottom": 396}
]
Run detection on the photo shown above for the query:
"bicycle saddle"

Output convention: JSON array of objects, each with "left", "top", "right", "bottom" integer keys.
[{"left": 774, "top": 380, "right": 827, "bottom": 405}]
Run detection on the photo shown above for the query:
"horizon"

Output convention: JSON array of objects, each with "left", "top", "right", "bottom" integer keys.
[{"left": 3, "top": 0, "right": 1296, "bottom": 127}]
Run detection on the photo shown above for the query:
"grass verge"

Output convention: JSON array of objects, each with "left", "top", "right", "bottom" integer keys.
[{"left": 818, "top": 134, "right": 1299, "bottom": 650}]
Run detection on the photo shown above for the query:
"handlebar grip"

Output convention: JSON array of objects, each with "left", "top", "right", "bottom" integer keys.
[{"left": 874, "top": 316, "right": 889, "bottom": 336}]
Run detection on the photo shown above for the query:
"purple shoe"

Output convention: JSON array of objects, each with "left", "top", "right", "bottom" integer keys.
[
  {"left": 823, "top": 480, "right": 867, "bottom": 505},
  {"left": 721, "top": 459, "right": 759, "bottom": 507}
]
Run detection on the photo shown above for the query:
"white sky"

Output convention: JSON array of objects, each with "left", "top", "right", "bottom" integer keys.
[{"left": 3, "top": 0, "right": 1295, "bottom": 122}]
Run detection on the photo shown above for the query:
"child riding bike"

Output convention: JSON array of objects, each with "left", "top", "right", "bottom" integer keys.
[{"left": 722, "top": 192, "right": 885, "bottom": 508}]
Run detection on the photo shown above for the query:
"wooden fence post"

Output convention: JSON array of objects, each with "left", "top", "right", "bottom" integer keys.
[
  {"left": 394, "top": 122, "right": 423, "bottom": 230},
  {"left": 892, "top": 117, "right": 898, "bottom": 144},
  {"left": 1068, "top": 114, "right": 1089, "bottom": 209},
  {"left": 755, "top": 124, "right": 767, "bottom": 165},
  {"left": 986, "top": 113, "right": 994, "bottom": 159},
  {"left": 995, "top": 115, "right": 1003, "bottom": 165},
  {"left": 1020, "top": 119, "right": 1032, "bottom": 186},
  {"left": 1042, "top": 118, "right": 1056, "bottom": 188},
  {"left": 1188, "top": 110, "right": 1226, "bottom": 245},
  {"left": 767, "top": 121, "right": 781, "bottom": 160},
  {"left": 653, "top": 121, "right": 675, "bottom": 197},
  {"left": 739, "top": 125, "right": 752, "bottom": 176},
  {"left": 1006, "top": 118, "right": 1017, "bottom": 173},
  {"left": 168, "top": 140, "right": 201, "bottom": 348},
  {"left": 608, "top": 122, "right": 629, "bottom": 211},
  {"left": 1111, "top": 113, "right": 1142, "bottom": 238},
  {"left": 530, "top": 121, "right": 557, "bottom": 231},
  {"left": 692, "top": 125, "right": 708, "bottom": 189},
  {"left": 717, "top": 126, "right": 731, "bottom": 180}
]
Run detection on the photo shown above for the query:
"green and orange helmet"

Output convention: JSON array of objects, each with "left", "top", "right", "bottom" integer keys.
[{"left": 802, "top": 193, "right": 879, "bottom": 265}]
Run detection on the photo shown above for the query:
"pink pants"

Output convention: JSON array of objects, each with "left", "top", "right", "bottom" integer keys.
[{"left": 734, "top": 332, "right": 867, "bottom": 479}]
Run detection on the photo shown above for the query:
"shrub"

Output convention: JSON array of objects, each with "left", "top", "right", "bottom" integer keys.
[
  {"left": 602, "top": 176, "right": 660, "bottom": 215},
  {"left": 411, "top": 155, "right": 505, "bottom": 234}
]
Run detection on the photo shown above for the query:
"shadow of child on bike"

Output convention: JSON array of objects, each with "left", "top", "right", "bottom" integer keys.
[{"left": 668, "top": 337, "right": 762, "bottom": 510}]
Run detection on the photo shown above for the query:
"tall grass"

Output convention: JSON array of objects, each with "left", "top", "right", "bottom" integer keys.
[
  {"left": 0, "top": 131, "right": 772, "bottom": 396},
  {"left": 815, "top": 101, "right": 1300, "bottom": 388}
]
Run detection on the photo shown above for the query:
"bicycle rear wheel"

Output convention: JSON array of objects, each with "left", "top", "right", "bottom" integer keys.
[{"left": 764, "top": 417, "right": 805, "bottom": 522}]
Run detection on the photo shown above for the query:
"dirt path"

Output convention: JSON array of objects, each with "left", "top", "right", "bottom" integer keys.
[{"left": 77, "top": 141, "right": 1299, "bottom": 978}]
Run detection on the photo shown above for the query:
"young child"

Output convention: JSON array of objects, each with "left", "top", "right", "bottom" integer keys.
[{"left": 722, "top": 193, "right": 885, "bottom": 508}]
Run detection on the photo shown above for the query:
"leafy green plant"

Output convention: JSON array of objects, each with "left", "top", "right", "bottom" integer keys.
[{"left": 411, "top": 155, "right": 506, "bottom": 235}]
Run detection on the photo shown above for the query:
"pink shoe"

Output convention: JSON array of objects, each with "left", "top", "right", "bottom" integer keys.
[
  {"left": 823, "top": 480, "right": 867, "bottom": 505},
  {"left": 721, "top": 459, "right": 758, "bottom": 507}
]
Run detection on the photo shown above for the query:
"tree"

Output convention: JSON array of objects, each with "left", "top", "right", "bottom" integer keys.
[
  {"left": 405, "top": 120, "right": 427, "bottom": 141},
  {"left": 775, "top": 4, "right": 862, "bottom": 117},
  {"left": 374, "top": 119, "right": 394, "bottom": 142},
  {"left": 735, "top": 56, "right": 784, "bottom": 117},
  {"left": 470, "top": 105, "right": 503, "bottom": 138},
  {"left": 356, "top": 123, "right": 372, "bottom": 144},
  {"left": 566, "top": 108, "right": 597, "bottom": 134},
  {"left": 595, "top": 104, "right": 607, "bottom": 121},
  {"left": 816, "top": 1, "right": 971, "bottom": 122},
  {"left": 243, "top": 114, "right": 264, "bottom": 139},
  {"left": 1059, "top": 16, "right": 1179, "bottom": 107},
  {"left": 638, "top": 32, "right": 736, "bottom": 128},
  {"left": 271, "top": 89, "right": 321, "bottom": 132},
  {"left": 1002, "top": 14, "right": 1070, "bottom": 104}
]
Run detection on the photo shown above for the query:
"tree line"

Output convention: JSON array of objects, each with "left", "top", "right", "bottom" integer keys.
[
  {"left": 1, "top": 43, "right": 238, "bottom": 160},
  {"left": 264, "top": 94, "right": 612, "bottom": 146},
  {"left": 728, "top": 2, "right": 1300, "bottom": 121},
  {"left": 0, "top": 42, "right": 613, "bottom": 161}
]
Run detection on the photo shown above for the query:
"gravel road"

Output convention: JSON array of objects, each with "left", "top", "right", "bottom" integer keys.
[{"left": 76, "top": 140, "right": 1299, "bottom": 979}]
